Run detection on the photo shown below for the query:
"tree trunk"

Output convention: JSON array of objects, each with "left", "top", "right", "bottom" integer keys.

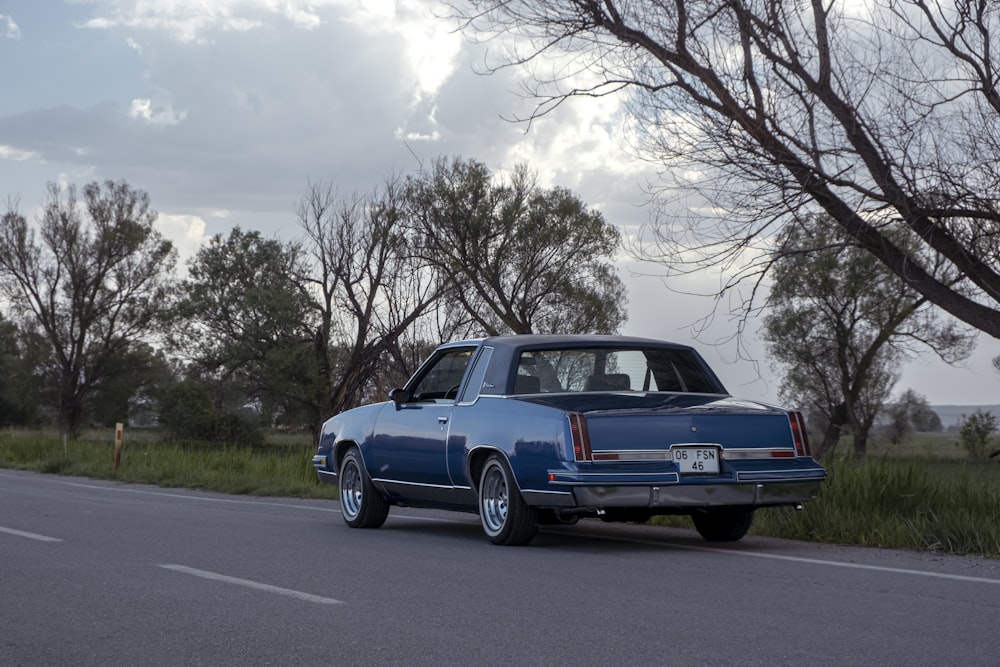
[
  {"left": 814, "top": 403, "right": 847, "bottom": 460},
  {"left": 852, "top": 433, "right": 868, "bottom": 459}
]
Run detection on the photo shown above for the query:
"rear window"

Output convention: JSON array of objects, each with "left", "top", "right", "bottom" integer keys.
[{"left": 514, "top": 347, "right": 720, "bottom": 394}]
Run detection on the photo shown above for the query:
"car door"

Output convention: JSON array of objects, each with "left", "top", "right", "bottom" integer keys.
[{"left": 369, "top": 346, "right": 476, "bottom": 505}]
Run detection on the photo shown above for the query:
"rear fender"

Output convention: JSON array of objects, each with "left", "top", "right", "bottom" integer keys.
[{"left": 467, "top": 446, "right": 520, "bottom": 495}]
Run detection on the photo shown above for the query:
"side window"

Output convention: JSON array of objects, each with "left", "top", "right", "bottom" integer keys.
[
  {"left": 458, "top": 346, "right": 493, "bottom": 403},
  {"left": 409, "top": 348, "right": 475, "bottom": 401}
]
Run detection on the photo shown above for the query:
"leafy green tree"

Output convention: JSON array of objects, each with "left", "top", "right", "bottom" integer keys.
[
  {"left": 959, "top": 410, "right": 998, "bottom": 462},
  {"left": 763, "top": 217, "right": 974, "bottom": 459},
  {"left": 884, "top": 390, "right": 942, "bottom": 445},
  {"left": 0, "top": 314, "right": 45, "bottom": 426},
  {"left": 172, "top": 227, "right": 319, "bottom": 430},
  {"left": 902, "top": 390, "right": 943, "bottom": 434},
  {"left": 0, "top": 182, "right": 177, "bottom": 437},
  {"left": 406, "top": 157, "right": 626, "bottom": 336},
  {"left": 884, "top": 402, "right": 913, "bottom": 447},
  {"left": 90, "top": 343, "right": 174, "bottom": 427},
  {"left": 157, "top": 380, "right": 217, "bottom": 441},
  {"left": 453, "top": 1, "right": 1000, "bottom": 339}
]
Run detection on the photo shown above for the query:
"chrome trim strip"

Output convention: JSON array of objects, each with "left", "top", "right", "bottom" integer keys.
[
  {"left": 549, "top": 472, "right": 681, "bottom": 483},
  {"left": 522, "top": 489, "right": 573, "bottom": 496},
  {"left": 371, "top": 478, "right": 454, "bottom": 490},
  {"left": 736, "top": 469, "right": 827, "bottom": 481},
  {"left": 584, "top": 446, "right": 802, "bottom": 462},
  {"left": 723, "top": 448, "right": 797, "bottom": 459},
  {"left": 591, "top": 450, "right": 673, "bottom": 461}
]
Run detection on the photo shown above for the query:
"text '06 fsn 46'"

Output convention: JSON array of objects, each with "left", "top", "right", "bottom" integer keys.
[{"left": 312, "top": 335, "right": 826, "bottom": 546}]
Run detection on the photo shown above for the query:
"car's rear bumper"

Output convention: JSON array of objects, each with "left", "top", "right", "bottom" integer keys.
[
  {"left": 528, "top": 467, "right": 824, "bottom": 509},
  {"left": 567, "top": 479, "right": 822, "bottom": 508}
]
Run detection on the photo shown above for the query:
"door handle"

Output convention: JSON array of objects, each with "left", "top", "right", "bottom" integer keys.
[{"left": 437, "top": 416, "right": 448, "bottom": 424}]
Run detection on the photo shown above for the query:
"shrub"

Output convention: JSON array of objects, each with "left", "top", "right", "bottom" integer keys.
[
  {"left": 958, "top": 409, "right": 998, "bottom": 461},
  {"left": 157, "top": 381, "right": 263, "bottom": 445}
]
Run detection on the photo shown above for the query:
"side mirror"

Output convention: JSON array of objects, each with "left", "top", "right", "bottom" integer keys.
[{"left": 389, "top": 388, "right": 411, "bottom": 404}]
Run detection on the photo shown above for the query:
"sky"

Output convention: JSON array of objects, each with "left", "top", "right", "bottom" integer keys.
[{"left": 1, "top": 0, "right": 998, "bottom": 408}]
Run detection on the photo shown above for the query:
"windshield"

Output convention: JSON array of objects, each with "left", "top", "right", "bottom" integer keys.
[{"left": 514, "top": 347, "right": 721, "bottom": 394}]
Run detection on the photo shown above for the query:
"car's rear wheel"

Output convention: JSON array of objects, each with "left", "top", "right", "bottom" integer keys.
[
  {"left": 479, "top": 454, "right": 537, "bottom": 545},
  {"left": 339, "top": 447, "right": 389, "bottom": 528},
  {"left": 691, "top": 507, "right": 755, "bottom": 541}
]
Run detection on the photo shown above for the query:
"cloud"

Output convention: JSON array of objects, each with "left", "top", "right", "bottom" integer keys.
[
  {"left": 128, "top": 98, "right": 187, "bottom": 126},
  {"left": 0, "top": 144, "right": 35, "bottom": 161},
  {"left": 3, "top": 0, "right": 637, "bottom": 217},
  {"left": 155, "top": 212, "right": 210, "bottom": 268},
  {"left": 1, "top": 14, "right": 21, "bottom": 39},
  {"left": 72, "top": 1, "right": 353, "bottom": 43}
]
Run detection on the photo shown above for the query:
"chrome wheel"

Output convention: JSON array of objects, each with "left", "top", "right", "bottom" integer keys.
[
  {"left": 480, "top": 463, "right": 508, "bottom": 536},
  {"left": 338, "top": 447, "right": 389, "bottom": 529},
  {"left": 340, "top": 457, "right": 363, "bottom": 521},
  {"left": 478, "top": 454, "right": 537, "bottom": 545}
]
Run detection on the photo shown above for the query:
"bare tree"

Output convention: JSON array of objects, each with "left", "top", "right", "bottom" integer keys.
[
  {"left": 297, "top": 179, "right": 446, "bottom": 423},
  {"left": 0, "top": 181, "right": 176, "bottom": 437},
  {"left": 451, "top": 1, "right": 1000, "bottom": 338}
]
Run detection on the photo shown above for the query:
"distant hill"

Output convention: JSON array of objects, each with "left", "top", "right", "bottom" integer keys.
[{"left": 931, "top": 405, "right": 1000, "bottom": 429}]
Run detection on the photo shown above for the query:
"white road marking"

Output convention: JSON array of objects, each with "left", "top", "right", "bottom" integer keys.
[
  {"left": 59, "top": 481, "right": 337, "bottom": 513},
  {"left": 60, "top": 479, "right": 467, "bottom": 522},
  {"left": 0, "top": 525, "right": 62, "bottom": 542},
  {"left": 157, "top": 564, "right": 343, "bottom": 604},
  {"left": 577, "top": 531, "right": 1000, "bottom": 586},
  {"left": 676, "top": 543, "right": 1000, "bottom": 585}
]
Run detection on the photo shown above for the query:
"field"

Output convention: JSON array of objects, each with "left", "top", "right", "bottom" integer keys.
[{"left": 2, "top": 428, "right": 998, "bottom": 557}]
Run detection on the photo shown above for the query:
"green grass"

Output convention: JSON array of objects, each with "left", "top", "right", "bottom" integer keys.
[
  {"left": 3, "top": 428, "right": 999, "bottom": 557},
  {"left": 751, "top": 457, "right": 1000, "bottom": 556},
  {"left": 0, "top": 428, "right": 337, "bottom": 500}
]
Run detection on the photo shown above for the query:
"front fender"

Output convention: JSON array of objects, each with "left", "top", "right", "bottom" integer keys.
[{"left": 314, "top": 402, "right": 391, "bottom": 479}]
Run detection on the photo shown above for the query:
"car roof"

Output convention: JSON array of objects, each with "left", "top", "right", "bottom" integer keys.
[{"left": 478, "top": 334, "right": 695, "bottom": 351}]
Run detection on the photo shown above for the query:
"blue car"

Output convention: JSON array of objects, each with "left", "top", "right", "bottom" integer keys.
[{"left": 312, "top": 335, "right": 825, "bottom": 545}]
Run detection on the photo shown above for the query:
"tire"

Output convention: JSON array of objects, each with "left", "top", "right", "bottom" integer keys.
[
  {"left": 478, "top": 454, "right": 538, "bottom": 545},
  {"left": 691, "top": 507, "right": 755, "bottom": 542},
  {"left": 339, "top": 447, "right": 389, "bottom": 529}
]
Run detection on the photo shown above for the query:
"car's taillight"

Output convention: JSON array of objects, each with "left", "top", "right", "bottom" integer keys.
[
  {"left": 789, "top": 411, "right": 811, "bottom": 457},
  {"left": 567, "top": 412, "right": 592, "bottom": 462}
]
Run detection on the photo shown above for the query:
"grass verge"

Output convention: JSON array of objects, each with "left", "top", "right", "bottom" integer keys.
[
  {"left": 654, "top": 456, "right": 1000, "bottom": 558},
  {"left": 0, "top": 429, "right": 337, "bottom": 500},
  {"left": 752, "top": 457, "right": 1000, "bottom": 556},
  {"left": 3, "top": 430, "right": 998, "bottom": 557}
]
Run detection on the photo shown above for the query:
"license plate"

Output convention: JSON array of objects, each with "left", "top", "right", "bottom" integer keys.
[{"left": 673, "top": 447, "right": 720, "bottom": 474}]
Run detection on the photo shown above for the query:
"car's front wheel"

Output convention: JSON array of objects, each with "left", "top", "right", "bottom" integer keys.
[
  {"left": 479, "top": 454, "right": 537, "bottom": 545},
  {"left": 339, "top": 447, "right": 389, "bottom": 529},
  {"left": 691, "top": 507, "right": 755, "bottom": 541}
]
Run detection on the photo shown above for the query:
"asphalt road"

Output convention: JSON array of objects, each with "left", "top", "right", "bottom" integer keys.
[{"left": 2, "top": 469, "right": 999, "bottom": 666}]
